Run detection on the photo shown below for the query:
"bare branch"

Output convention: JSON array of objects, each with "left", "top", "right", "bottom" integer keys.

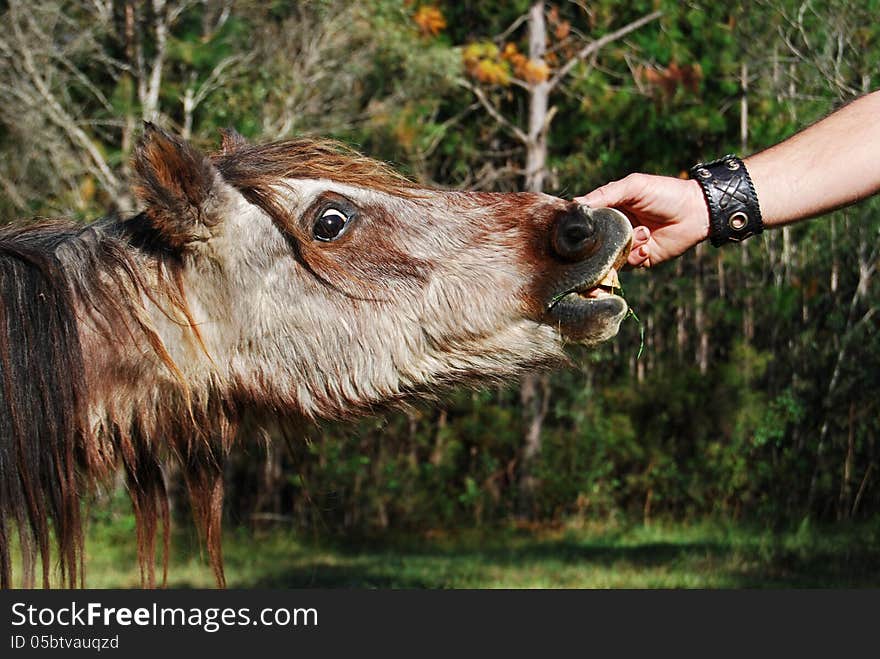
[
  {"left": 0, "top": 172, "right": 28, "bottom": 211},
  {"left": 182, "top": 54, "right": 249, "bottom": 138},
  {"left": 507, "top": 77, "right": 533, "bottom": 91},
  {"left": 50, "top": 52, "right": 115, "bottom": 113},
  {"left": 167, "top": 0, "right": 196, "bottom": 24},
  {"left": 495, "top": 13, "right": 528, "bottom": 43},
  {"left": 5, "top": 2, "right": 120, "bottom": 193},
  {"left": 419, "top": 102, "right": 479, "bottom": 160},
  {"left": 465, "top": 163, "right": 525, "bottom": 191},
  {"left": 548, "top": 10, "right": 663, "bottom": 90},
  {"left": 458, "top": 79, "right": 529, "bottom": 145},
  {"left": 89, "top": 0, "right": 113, "bottom": 23},
  {"left": 255, "top": 3, "right": 380, "bottom": 139},
  {"left": 542, "top": 105, "right": 558, "bottom": 134}
]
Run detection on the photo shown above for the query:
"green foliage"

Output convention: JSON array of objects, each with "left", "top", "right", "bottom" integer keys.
[{"left": 1, "top": 0, "right": 878, "bottom": 539}]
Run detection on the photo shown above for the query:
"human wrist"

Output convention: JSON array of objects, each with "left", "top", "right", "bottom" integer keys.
[{"left": 685, "top": 178, "right": 711, "bottom": 245}]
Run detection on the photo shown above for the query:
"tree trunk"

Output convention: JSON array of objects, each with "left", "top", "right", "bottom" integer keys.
[
  {"left": 694, "top": 244, "right": 709, "bottom": 374},
  {"left": 524, "top": 2, "right": 551, "bottom": 193},
  {"left": 837, "top": 402, "right": 855, "bottom": 519},
  {"left": 675, "top": 261, "right": 687, "bottom": 360},
  {"left": 739, "top": 63, "right": 755, "bottom": 344},
  {"left": 517, "top": 2, "right": 551, "bottom": 515},
  {"left": 830, "top": 216, "right": 839, "bottom": 294},
  {"left": 142, "top": 0, "right": 168, "bottom": 122},
  {"left": 739, "top": 60, "right": 756, "bottom": 343},
  {"left": 519, "top": 372, "right": 550, "bottom": 515}
]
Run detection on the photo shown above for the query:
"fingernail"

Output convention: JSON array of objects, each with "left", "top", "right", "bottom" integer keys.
[{"left": 634, "top": 226, "right": 649, "bottom": 240}]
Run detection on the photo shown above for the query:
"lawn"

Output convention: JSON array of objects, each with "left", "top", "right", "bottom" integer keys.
[{"left": 46, "top": 516, "right": 878, "bottom": 589}]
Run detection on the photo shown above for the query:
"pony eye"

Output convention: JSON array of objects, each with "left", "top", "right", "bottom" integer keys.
[{"left": 313, "top": 208, "right": 349, "bottom": 242}]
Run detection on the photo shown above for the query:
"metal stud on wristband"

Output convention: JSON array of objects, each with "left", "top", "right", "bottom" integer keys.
[{"left": 689, "top": 154, "right": 764, "bottom": 247}]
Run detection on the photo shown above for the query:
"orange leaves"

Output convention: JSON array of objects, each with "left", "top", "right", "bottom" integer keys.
[
  {"left": 503, "top": 42, "right": 547, "bottom": 83},
  {"left": 547, "top": 5, "right": 571, "bottom": 41},
  {"left": 472, "top": 59, "right": 512, "bottom": 85},
  {"left": 464, "top": 41, "right": 550, "bottom": 86},
  {"left": 554, "top": 21, "right": 571, "bottom": 41},
  {"left": 501, "top": 46, "right": 526, "bottom": 79},
  {"left": 463, "top": 42, "right": 510, "bottom": 85},
  {"left": 518, "top": 59, "right": 550, "bottom": 84},
  {"left": 412, "top": 5, "right": 447, "bottom": 37},
  {"left": 635, "top": 61, "right": 703, "bottom": 98},
  {"left": 79, "top": 176, "right": 96, "bottom": 204}
]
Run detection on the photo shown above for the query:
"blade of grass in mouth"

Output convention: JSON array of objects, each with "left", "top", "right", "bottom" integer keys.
[
  {"left": 615, "top": 280, "right": 645, "bottom": 360},
  {"left": 627, "top": 307, "right": 645, "bottom": 360}
]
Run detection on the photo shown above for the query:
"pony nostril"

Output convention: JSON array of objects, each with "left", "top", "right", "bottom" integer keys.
[
  {"left": 552, "top": 208, "right": 599, "bottom": 261},
  {"left": 563, "top": 221, "right": 594, "bottom": 245}
]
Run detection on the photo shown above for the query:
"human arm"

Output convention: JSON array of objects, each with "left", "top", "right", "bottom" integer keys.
[{"left": 576, "top": 89, "right": 880, "bottom": 267}]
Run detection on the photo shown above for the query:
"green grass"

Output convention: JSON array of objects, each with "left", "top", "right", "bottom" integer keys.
[{"left": 21, "top": 516, "right": 878, "bottom": 588}]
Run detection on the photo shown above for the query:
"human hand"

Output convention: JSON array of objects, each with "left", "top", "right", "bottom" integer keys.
[{"left": 575, "top": 173, "right": 710, "bottom": 267}]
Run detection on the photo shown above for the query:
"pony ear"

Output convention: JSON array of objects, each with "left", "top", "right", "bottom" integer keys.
[
  {"left": 133, "top": 123, "right": 221, "bottom": 248},
  {"left": 218, "top": 127, "right": 248, "bottom": 154}
]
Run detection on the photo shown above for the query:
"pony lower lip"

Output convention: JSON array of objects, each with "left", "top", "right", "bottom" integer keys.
[{"left": 577, "top": 287, "right": 613, "bottom": 299}]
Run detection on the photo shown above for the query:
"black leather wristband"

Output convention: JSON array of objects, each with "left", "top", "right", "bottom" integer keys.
[{"left": 689, "top": 155, "right": 764, "bottom": 247}]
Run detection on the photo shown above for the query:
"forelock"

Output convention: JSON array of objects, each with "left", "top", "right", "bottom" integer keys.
[{"left": 212, "top": 137, "right": 424, "bottom": 226}]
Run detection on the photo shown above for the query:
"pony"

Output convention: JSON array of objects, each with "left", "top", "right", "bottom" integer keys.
[{"left": 0, "top": 124, "right": 631, "bottom": 587}]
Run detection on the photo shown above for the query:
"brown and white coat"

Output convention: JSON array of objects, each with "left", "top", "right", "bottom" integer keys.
[{"left": 0, "top": 125, "right": 630, "bottom": 587}]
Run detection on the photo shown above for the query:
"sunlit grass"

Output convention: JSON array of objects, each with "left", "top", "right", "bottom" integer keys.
[{"left": 13, "top": 514, "right": 878, "bottom": 589}]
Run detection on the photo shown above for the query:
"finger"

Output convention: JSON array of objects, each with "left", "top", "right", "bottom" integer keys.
[
  {"left": 627, "top": 250, "right": 647, "bottom": 268},
  {"left": 623, "top": 226, "right": 650, "bottom": 269},
  {"left": 626, "top": 243, "right": 651, "bottom": 269},
  {"left": 632, "top": 225, "right": 650, "bottom": 245}
]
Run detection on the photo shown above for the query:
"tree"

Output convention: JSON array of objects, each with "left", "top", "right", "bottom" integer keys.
[{"left": 458, "top": 1, "right": 661, "bottom": 513}]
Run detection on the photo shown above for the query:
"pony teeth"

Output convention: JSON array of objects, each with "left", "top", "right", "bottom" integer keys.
[{"left": 599, "top": 269, "right": 619, "bottom": 288}]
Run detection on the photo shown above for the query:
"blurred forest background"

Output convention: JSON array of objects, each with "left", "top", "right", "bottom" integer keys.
[{"left": 1, "top": 0, "right": 878, "bottom": 585}]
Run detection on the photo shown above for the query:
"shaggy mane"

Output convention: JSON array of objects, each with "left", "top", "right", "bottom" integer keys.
[{"left": 0, "top": 218, "right": 222, "bottom": 588}]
